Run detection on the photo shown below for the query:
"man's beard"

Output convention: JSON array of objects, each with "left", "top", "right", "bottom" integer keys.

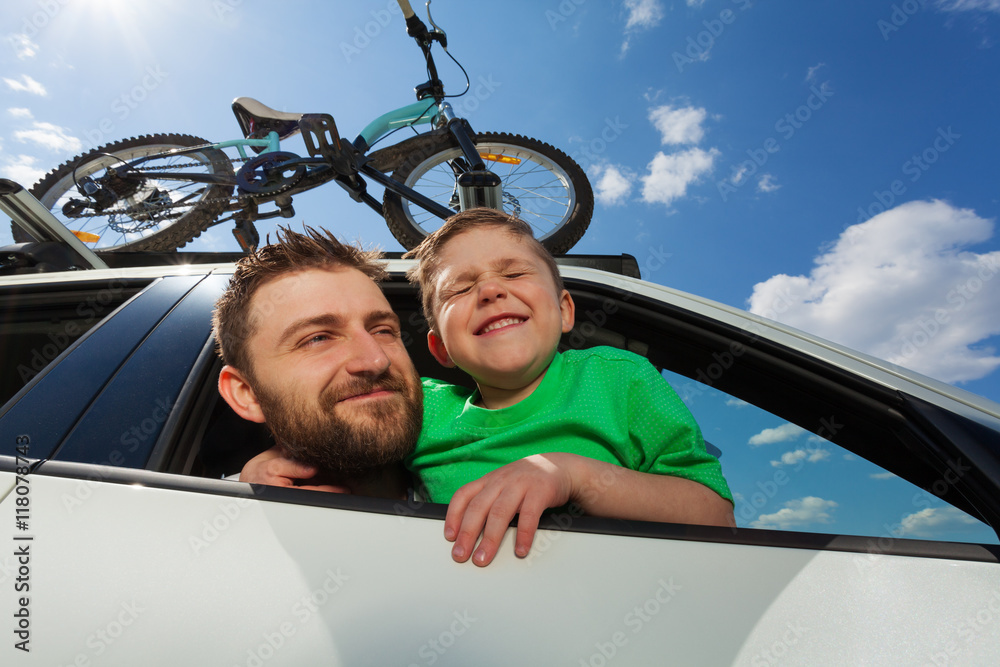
[{"left": 254, "top": 369, "right": 422, "bottom": 479}]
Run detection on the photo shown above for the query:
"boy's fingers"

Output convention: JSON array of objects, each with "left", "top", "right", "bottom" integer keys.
[
  {"left": 444, "top": 480, "right": 484, "bottom": 542},
  {"left": 470, "top": 490, "right": 524, "bottom": 567},
  {"left": 450, "top": 485, "right": 501, "bottom": 562},
  {"left": 513, "top": 498, "right": 548, "bottom": 558}
]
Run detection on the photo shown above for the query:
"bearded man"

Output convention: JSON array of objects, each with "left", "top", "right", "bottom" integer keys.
[{"left": 213, "top": 226, "right": 422, "bottom": 498}]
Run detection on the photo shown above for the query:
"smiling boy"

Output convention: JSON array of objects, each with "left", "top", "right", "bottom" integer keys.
[{"left": 404, "top": 209, "right": 733, "bottom": 565}]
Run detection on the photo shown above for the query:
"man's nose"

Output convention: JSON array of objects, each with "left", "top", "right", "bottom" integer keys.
[{"left": 345, "top": 332, "right": 391, "bottom": 376}]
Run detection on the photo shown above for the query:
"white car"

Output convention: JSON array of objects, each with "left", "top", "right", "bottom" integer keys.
[{"left": 2, "top": 179, "right": 999, "bottom": 665}]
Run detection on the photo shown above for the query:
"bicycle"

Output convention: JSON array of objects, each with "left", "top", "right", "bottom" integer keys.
[{"left": 14, "top": 0, "right": 593, "bottom": 255}]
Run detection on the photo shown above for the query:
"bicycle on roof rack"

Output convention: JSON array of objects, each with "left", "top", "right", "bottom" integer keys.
[{"left": 13, "top": 0, "right": 593, "bottom": 255}]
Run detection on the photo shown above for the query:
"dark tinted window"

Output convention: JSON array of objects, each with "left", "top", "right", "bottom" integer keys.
[{"left": 0, "top": 277, "right": 148, "bottom": 408}]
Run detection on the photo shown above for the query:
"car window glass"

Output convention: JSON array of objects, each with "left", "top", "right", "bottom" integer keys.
[
  {"left": 0, "top": 279, "right": 147, "bottom": 409},
  {"left": 664, "top": 368, "right": 999, "bottom": 546}
]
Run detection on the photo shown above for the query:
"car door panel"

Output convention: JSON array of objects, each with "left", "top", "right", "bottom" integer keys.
[{"left": 2, "top": 465, "right": 997, "bottom": 666}]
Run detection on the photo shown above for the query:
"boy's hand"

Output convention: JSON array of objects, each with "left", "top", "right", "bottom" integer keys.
[
  {"left": 239, "top": 445, "right": 350, "bottom": 492},
  {"left": 444, "top": 453, "right": 577, "bottom": 567},
  {"left": 443, "top": 453, "right": 735, "bottom": 566}
]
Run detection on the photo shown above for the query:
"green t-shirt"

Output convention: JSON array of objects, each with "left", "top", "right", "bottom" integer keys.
[{"left": 407, "top": 346, "right": 732, "bottom": 504}]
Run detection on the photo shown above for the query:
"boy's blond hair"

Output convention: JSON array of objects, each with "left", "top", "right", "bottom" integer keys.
[{"left": 403, "top": 208, "right": 564, "bottom": 331}]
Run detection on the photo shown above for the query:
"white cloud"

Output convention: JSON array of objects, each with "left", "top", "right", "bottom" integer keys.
[
  {"left": 591, "top": 164, "right": 633, "bottom": 206},
  {"left": 752, "top": 497, "right": 838, "bottom": 530},
  {"left": 623, "top": 0, "right": 665, "bottom": 30},
  {"left": 0, "top": 155, "right": 46, "bottom": 187},
  {"left": 8, "top": 107, "right": 33, "bottom": 119},
  {"left": 726, "top": 398, "right": 750, "bottom": 408},
  {"left": 748, "top": 422, "right": 806, "bottom": 446},
  {"left": 770, "top": 448, "right": 830, "bottom": 467},
  {"left": 730, "top": 164, "right": 750, "bottom": 185},
  {"left": 641, "top": 147, "right": 718, "bottom": 207},
  {"left": 806, "top": 63, "right": 826, "bottom": 83},
  {"left": 648, "top": 105, "right": 707, "bottom": 146},
  {"left": 687, "top": 0, "right": 706, "bottom": 6},
  {"left": 15, "top": 122, "right": 82, "bottom": 152},
  {"left": 748, "top": 200, "right": 1000, "bottom": 383},
  {"left": 897, "top": 506, "right": 981, "bottom": 537},
  {"left": 7, "top": 34, "right": 38, "bottom": 60},
  {"left": 757, "top": 173, "right": 780, "bottom": 193},
  {"left": 621, "top": 0, "right": 664, "bottom": 55},
  {"left": 870, "top": 472, "right": 898, "bottom": 480},
  {"left": 3, "top": 74, "right": 47, "bottom": 96},
  {"left": 935, "top": 0, "right": 1000, "bottom": 12}
]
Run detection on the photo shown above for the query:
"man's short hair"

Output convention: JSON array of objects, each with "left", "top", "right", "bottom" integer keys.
[
  {"left": 402, "top": 208, "right": 563, "bottom": 332},
  {"left": 212, "top": 225, "right": 387, "bottom": 378}
]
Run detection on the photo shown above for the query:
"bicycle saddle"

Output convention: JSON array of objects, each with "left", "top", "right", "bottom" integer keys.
[{"left": 232, "top": 97, "right": 303, "bottom": 143}]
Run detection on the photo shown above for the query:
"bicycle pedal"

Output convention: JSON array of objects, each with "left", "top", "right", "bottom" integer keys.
[
  {"left": 300, "top": 114, "right": 357, "bottom": 177},
  {"left": 232, "top": 218, "right": 260, "bottom": 252}
]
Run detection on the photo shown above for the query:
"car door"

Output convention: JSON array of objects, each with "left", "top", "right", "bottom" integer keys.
[{"left": 1, "top": 264, "right": 999, "bottom": 665}]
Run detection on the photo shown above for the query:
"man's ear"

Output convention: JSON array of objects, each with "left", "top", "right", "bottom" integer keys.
[
  {"left": 218, "top": 365, "right": 266, "bottom": 423},
  {"left": 427, "top": 330, "right": 456, "bottom": 368},
  {"left": 559, "top": 290, "right": 576, "bottom": 333}
]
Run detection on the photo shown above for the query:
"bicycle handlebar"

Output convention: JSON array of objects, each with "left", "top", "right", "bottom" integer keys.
[{"left": 397, "top": 0, "right": 415, "bottom": 19}]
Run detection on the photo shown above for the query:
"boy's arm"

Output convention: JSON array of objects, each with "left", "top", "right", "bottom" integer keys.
[{"left": 445, "top": 452, "right": 734, "bottom": 567}]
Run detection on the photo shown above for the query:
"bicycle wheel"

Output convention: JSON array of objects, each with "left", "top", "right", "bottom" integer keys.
[
  {"left": 16, "top": 134, "right": 235, "bottom": 252},
  {"left": 382, "top": 132, "right": 593, "bottom": 255}
]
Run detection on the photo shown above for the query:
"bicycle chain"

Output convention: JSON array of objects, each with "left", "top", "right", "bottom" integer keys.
[{"left": 71, "top": 155, "right": 293, "bottom": 219}]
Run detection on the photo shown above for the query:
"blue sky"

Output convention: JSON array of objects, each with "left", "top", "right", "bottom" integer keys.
[{"left": 2, "top": 1, "right": 999, "bottom": 541}]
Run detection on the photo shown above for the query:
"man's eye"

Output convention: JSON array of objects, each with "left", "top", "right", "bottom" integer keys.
[
  {"left": 373, "top": 327, "right": 399, "bottom": 338},
  {"left": 302, "top": 334, "right": 329, "bottom": 347}
]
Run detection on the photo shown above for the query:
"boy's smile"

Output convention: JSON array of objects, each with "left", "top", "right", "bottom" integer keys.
[{"left": 427, "top": 226, "right": 575, "bottom": 408}]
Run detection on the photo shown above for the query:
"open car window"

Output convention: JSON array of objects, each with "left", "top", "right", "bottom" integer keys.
[{"left": 665, "top": 368, "right": 998, "bottom": 545}]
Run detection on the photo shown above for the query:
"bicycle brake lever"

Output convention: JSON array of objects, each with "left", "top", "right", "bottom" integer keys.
[{"left": 425, "top": 0, "right": 448, "bottom": 48}]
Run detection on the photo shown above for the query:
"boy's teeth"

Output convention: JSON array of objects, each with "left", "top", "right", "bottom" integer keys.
[{"left": 481, "top": 317, "right": 523, "bottom": 334}]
